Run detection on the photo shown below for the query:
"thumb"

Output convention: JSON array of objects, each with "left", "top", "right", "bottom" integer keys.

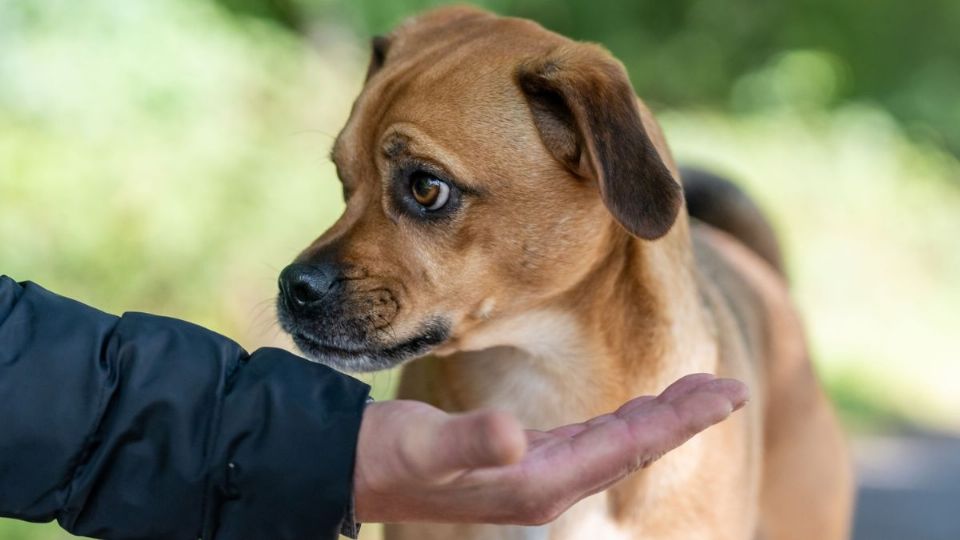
[{"left": 412, "top": 409, "right": 527, "bottom": 480}]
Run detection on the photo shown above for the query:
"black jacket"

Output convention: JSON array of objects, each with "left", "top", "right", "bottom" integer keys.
[{"left": 0, "top": 276, "right": 370, "bottom": 539}]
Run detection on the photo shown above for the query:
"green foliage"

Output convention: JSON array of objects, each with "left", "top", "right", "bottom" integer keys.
[
  {"left": 217, "top": 0, "right": 960, "bottom": 156},
  {"left": 0, "top": 520, "right": 75, "bottom": 540},
  {"left": 0, "top": 0, "right": 354, "bottom": 336}
]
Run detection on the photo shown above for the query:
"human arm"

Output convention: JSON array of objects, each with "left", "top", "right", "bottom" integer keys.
[{"left": 0, "top": 276, "right": 369, "bottom": 540}]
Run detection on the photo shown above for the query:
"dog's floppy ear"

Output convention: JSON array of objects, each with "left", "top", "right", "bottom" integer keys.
[
  {"left": 365, "top": 35, "right": 391, "bottom": 81},
  {"left": 515, "top": 44, "right": 682, "bottom": 240}
]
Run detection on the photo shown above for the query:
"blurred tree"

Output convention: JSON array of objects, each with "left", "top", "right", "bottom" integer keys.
[{"left": 212, "top": 0, "right": 960, "bottom": 161}]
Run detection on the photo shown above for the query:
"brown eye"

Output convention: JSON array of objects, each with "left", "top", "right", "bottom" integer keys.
[{"left": 410, "top": 173, "right": 450, "bottom": 210}]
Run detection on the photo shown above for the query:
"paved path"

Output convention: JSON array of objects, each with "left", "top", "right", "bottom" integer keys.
[{"left": 853, "top": 432, "right": 960, "bottom": 540}]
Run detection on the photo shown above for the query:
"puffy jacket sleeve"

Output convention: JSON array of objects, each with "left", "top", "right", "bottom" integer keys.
[{"left": 0, "top": 276, "right": 370, "bottom": 540}]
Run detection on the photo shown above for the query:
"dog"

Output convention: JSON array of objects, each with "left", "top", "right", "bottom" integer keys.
[{"left": 276, "top": 6, "right": 853, "bottom": 539}]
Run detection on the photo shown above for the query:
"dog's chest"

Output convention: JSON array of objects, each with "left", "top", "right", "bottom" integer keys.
[
  {"left": 542, "top": 493, "right": 633, "bottom": 540},
  {"left": 406, "top": 493, "right": 631, "bottom": 540},
  {"left": 442, "top": 310, "right": 610, "bottom": 430},
  {"left": 400, "top": 310, "right": 720, "bottom": 540},
  {"left": 453, "top": 344, "right": 600, "bottom": 431}
]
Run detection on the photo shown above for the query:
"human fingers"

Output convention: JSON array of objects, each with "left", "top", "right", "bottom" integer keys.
[{"left": 418, "top": 409, "right": 527, "bottom": 479}]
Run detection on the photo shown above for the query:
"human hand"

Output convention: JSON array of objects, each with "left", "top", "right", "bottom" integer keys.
[{"left": 353, "top": 373, "right": 748, "bottom": 525}]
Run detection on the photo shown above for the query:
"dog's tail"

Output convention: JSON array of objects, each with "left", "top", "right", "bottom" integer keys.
[{"left": 681, "top": 167, "right": 786, "bottom": 277}]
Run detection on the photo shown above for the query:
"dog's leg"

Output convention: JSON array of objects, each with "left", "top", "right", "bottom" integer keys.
[
  {"left": 757, "top": 333, "right": 854, "bottom": 540},
  {"left": 697, "top": 226, "right": 854, "bottom": 540}
]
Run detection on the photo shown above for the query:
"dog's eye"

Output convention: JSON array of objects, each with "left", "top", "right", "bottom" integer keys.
[{"left": 410, "top": 172, "right": 450, "bottom": 210}]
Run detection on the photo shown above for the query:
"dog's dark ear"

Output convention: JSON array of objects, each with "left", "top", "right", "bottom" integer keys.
[
  {"left": 515, "top": 44, "right": 682, "bottom": 240},
  {"left": 365, "top": 35, "right": 391, "bottom": 81}
]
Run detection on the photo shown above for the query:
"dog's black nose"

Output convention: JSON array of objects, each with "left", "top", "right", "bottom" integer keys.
[{"left": 279, "top": 263, "right": 339, "bottom": 311}]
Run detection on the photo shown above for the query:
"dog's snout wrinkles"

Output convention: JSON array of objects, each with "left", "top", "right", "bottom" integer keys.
[{"left": 279, "top": 263, "right": 339, "bottom": 311}]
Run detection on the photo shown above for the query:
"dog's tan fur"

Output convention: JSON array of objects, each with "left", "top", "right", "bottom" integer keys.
[{"left": 290, "top": 6, "right": 853, "bottom": 539}]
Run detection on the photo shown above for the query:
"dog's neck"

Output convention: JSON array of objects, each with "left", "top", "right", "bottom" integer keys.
[{"left": 433, "top": 214, "right": 718, "bottom": 428}]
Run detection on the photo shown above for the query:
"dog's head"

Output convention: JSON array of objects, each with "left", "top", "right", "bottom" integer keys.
[{"left": 277, "top": 7, "right": 682, "bottom": 371}]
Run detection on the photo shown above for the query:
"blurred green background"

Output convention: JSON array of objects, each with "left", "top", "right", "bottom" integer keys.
[{"left": 1, "top": 0, "right": 958, "bottom": 538}]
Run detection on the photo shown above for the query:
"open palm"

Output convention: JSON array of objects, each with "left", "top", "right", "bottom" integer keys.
[{"left": 354, "top": 373, "right": 748, "bottom": 525}]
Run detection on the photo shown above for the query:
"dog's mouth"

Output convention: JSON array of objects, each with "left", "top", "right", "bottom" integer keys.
[{"left": 288, "top": 318, "right": 451, "bottom": 373}]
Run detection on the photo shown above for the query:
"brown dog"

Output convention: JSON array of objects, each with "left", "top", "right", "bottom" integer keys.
[{"left": 277, "top": 6, "right": 853, "bottom": 539}]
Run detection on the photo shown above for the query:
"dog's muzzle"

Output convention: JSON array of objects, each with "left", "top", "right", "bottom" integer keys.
[{"left": 276, "top": 262, "right": 450, "bottom": 372}]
